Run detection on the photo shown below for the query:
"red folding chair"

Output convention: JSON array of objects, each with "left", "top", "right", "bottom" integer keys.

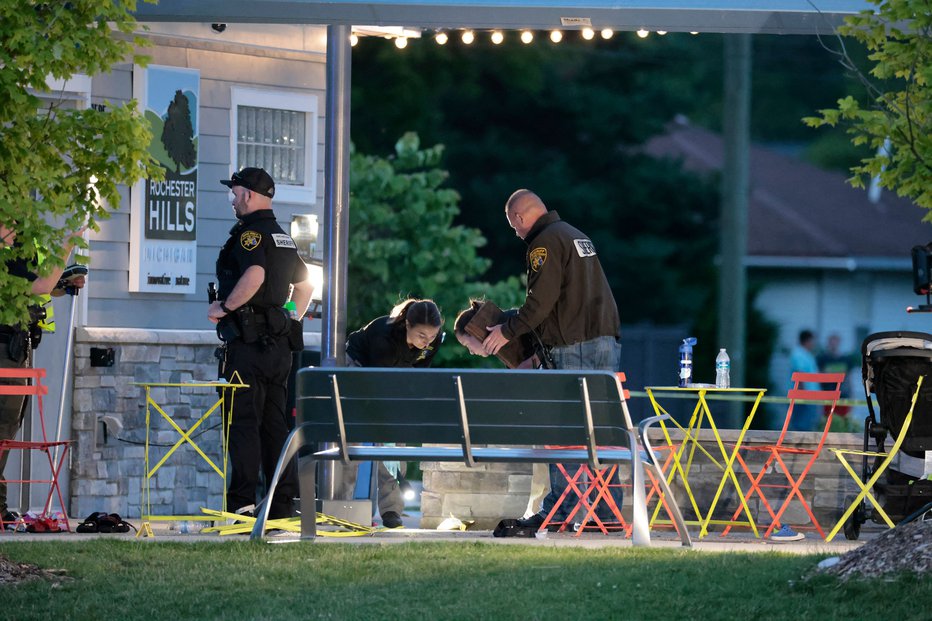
[
  {"left": 722, "top": 372, "right": 844, "bottom": 538},
  {"left": 540, "top": 461, "right": 628, "bottom": 535},
  {"left": 539, "top": 372, "right": 685, "bottom": 538},
  {"left": 0, "top": 367, "right": 71, "bottom": 532}
]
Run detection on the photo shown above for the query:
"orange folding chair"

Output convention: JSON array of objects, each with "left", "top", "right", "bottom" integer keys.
[
  {"left": 539, "top": 372, "right": 684, "bottom": 538},
  {"left": 723, "top": 371, "right": 845, "bottom": 538},
  {"left": 540, "top": 462, "right": 627, "bottom": 535},
  {"left": 0, "top": 367, "right": 71, "bottom": 532}
]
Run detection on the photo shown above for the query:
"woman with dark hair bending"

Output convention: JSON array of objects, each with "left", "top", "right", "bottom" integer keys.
[
  {"left": 347, "top": 298, "right": 443, "bottom": 368},
  {"left": 454, "top": 299, "right": 553, "bottom": 520},
  {"left": 342, "top": 298, "right": 444, "bottom": 528}
]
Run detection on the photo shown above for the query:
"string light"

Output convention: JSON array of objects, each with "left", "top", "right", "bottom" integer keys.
[{"left": 359, "top": 25, "right": 697, "bottom": 49}]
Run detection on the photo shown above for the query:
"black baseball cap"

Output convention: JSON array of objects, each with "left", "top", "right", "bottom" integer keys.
[{"left": 220, "top": 167, "right": 275, "bottom": 198}]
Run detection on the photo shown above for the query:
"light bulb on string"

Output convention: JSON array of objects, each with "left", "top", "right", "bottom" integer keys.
[
  {"left": 657, "top": 31, "right": 667, "bottom": 36},
  {"left": 461, "top": 30, "right": 475, "bottom": 44},
  {"left": 491, "top": 31, "right": 504, "bottom": 45},
  {"left": 550, "top": 30, "right": 563, "bottom": 43},
  {"left": 600, "top": 28, "right": 614, "bottom": 40},
  {"left": 435, "top": 31, "right": 448, "bottom": 45},
  {"left": 581, "top": 28, "right": 595, "bottom": 40},
  {"left": 395, "top": 37, "right": 408, "bottom": 49},
  {"left": 350, "top": 34, "right": 358, "bottom": 46},
  {"left": 636, "top": 29, "right": 649, "bottom": 38},
  {"left": 520, "top": 30, "right": 534, "bottom": 44}
]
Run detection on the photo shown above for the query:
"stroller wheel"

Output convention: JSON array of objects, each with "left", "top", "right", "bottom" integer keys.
[{"left": 843, "top": 495, "right": 862, "bottom": 540}]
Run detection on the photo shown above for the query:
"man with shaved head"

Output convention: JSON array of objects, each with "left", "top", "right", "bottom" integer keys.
[{"left": 483, "top": 189, "right": 622, "bottom": 530}]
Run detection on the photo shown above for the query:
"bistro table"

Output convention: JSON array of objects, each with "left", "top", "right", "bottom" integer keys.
[
  {"left": 134, "top": 377, "right": 248, "bottom": 537},
  {"left": 645, "top": 385, "right": 766, "bottom": 538}
]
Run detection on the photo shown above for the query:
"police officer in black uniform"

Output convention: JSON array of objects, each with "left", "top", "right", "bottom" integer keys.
[
  {"left": 209, "top": 167, "right": 313, "bottom": 519},
  {"left": 1, "top": 221, "right": 86, "bottom": 526}
]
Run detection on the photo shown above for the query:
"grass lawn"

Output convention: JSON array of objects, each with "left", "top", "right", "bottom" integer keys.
[{"left": 0, "top": 540, "right": 929, "bottom": 620}]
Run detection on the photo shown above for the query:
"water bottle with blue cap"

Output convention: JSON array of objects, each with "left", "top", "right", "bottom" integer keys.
[{"left": 678, "top": 337, "right": 697, "bottom": 387}]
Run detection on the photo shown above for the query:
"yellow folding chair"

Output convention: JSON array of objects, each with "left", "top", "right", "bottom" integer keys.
[{"left": 824, "top": 375, "right": 924, "bottom": 542}]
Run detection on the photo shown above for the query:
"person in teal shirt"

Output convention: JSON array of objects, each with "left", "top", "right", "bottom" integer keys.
[{"left": 788, "top": 329, "right": 820, "bottom": 431}]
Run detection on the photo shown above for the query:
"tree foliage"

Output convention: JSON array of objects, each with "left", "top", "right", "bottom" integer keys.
[
  {"left": 351, "top": 35, "right": 723, "bottom": 326},
  {"left": 162, "top": 89, "right": 196, "bottom": 173},
  {"left": 0, "top": 0, "right": 161, "bottom": 326},
  {"left": 804, "top": 0, "right": 932, "bottom": 214},
  {"left": 348, "top": 133, "right": 525, "bottom": 367}
]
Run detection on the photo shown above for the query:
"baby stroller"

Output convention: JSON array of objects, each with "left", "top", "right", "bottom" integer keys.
[{"left": 841, "top": 331, "right": 932, "bottom": 539}]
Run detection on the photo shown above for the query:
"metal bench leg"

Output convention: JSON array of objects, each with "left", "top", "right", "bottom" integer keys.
[
  {"left": 300, "top": 455, "right": 318, "bottom": 539},
  {"left": 638, "top": 416, "right": 693, "bottom": 548},
  {"left": 630, "top": 442, "right": 651, "bottom": 547},
  {"left": 250, "top": 423, "right": 311, "bottom": 540}
]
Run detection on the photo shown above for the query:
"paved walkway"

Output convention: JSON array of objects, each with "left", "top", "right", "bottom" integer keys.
[{"left": 0, "top": 513, "right": 883, "bottom": 556}]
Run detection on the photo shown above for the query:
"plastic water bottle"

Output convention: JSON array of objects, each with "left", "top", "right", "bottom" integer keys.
[
  {"left": 284, "top": 300, "right": 298, "bottom": 320},
  {"left": 715, "top": 348, "right": 731, "bottom": 389},
  {"left": 678, "top": 337, "right": 697, "bottom": 387}
]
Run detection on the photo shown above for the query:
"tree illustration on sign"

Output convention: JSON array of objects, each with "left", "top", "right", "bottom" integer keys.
[{"left": 161, "top": 89, "right": 196, "bottom": 173}]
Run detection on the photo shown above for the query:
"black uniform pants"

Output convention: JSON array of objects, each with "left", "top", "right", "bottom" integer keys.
[{"left": 223, "top": 334, "right": 297, "bottom": 518}]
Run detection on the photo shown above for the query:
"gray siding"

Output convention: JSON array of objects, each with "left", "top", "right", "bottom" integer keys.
[{"left": 85, "top": 27, "right": 327, "bottom": 330}]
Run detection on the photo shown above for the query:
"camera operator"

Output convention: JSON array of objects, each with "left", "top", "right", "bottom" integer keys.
[{"left": 0, "top": 221, "right": 86, "bottom": 526}]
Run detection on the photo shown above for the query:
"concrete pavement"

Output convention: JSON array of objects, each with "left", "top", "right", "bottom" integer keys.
[{"left": 0, "top": 512, "right": 882, "bottom": 556}]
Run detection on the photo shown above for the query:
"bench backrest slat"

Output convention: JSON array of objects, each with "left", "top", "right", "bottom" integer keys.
[{"left": 296, "top": 368, "right": 633, "bottom": 449}]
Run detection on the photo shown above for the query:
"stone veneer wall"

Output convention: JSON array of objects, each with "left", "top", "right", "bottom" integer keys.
[
  {"left": 70, "top": 328, "right": 229, "bottom": 520},
  {"left": 67, "top": 338, "right": 881, "bottom": 535},
  {"left": 420, "top": 429, "right": 871, "bottom": 531}
]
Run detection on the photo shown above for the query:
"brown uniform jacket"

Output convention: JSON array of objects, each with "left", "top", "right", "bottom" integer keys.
[{"left": 502, "top": 211, "right": 620, "bottom": 348}]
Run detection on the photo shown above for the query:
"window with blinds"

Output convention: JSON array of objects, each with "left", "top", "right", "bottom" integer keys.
[
  {"left": 237, "top": 105, "right": 306, "bottom": 185},
  {"left": 231, "top": 87, "right": 318, "bottom": 204}
]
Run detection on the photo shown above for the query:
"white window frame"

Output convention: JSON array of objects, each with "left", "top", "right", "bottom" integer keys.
[
  {"left": 230, "top": 86, "right": 318, "bottom": 205},
  {"left": 39, "top": 74, "right": 93, "bottom": 109}
]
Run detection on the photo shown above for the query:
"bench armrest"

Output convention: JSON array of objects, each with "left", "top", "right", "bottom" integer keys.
[{"left": 637, "top": 414, "right": 671, "bottom": 467}]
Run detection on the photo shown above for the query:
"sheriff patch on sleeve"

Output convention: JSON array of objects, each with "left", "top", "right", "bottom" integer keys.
[
  {"left": 240, "top": 230, "right": 261, "bottom": 251},
  {"left": 271, "top": 233, "right": 297, "bottom": 249},
  {"left": 529, "top": 247, "right": 548, "bottom": 272},
  {"left": 573, "top": 239, "right": 597, "bottom": 258}
]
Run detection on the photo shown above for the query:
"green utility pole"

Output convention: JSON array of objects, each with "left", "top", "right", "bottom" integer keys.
[{"left": 719, "top": 34, "right": 751, "bottom": 427}]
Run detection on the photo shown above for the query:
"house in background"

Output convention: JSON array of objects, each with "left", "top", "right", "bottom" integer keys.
[{"left": 644, "top": 116, "right": 932, "bottom": 419}]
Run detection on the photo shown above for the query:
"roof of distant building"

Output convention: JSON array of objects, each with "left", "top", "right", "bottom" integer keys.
[{"left": 643, "top": 117, "right": 932, "bottom": 268}]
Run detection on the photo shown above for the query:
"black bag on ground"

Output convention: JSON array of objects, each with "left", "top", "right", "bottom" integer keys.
[
  {"left": 76, "top": 511, "right": 135, "bottom": 533},
  {"left": 492, "top": 519, "right": 537, "bottom": 538}
]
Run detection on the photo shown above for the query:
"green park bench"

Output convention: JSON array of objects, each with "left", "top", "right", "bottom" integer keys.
[{"left": 251, "top": 367, "right": 691, "bottom": 547}]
